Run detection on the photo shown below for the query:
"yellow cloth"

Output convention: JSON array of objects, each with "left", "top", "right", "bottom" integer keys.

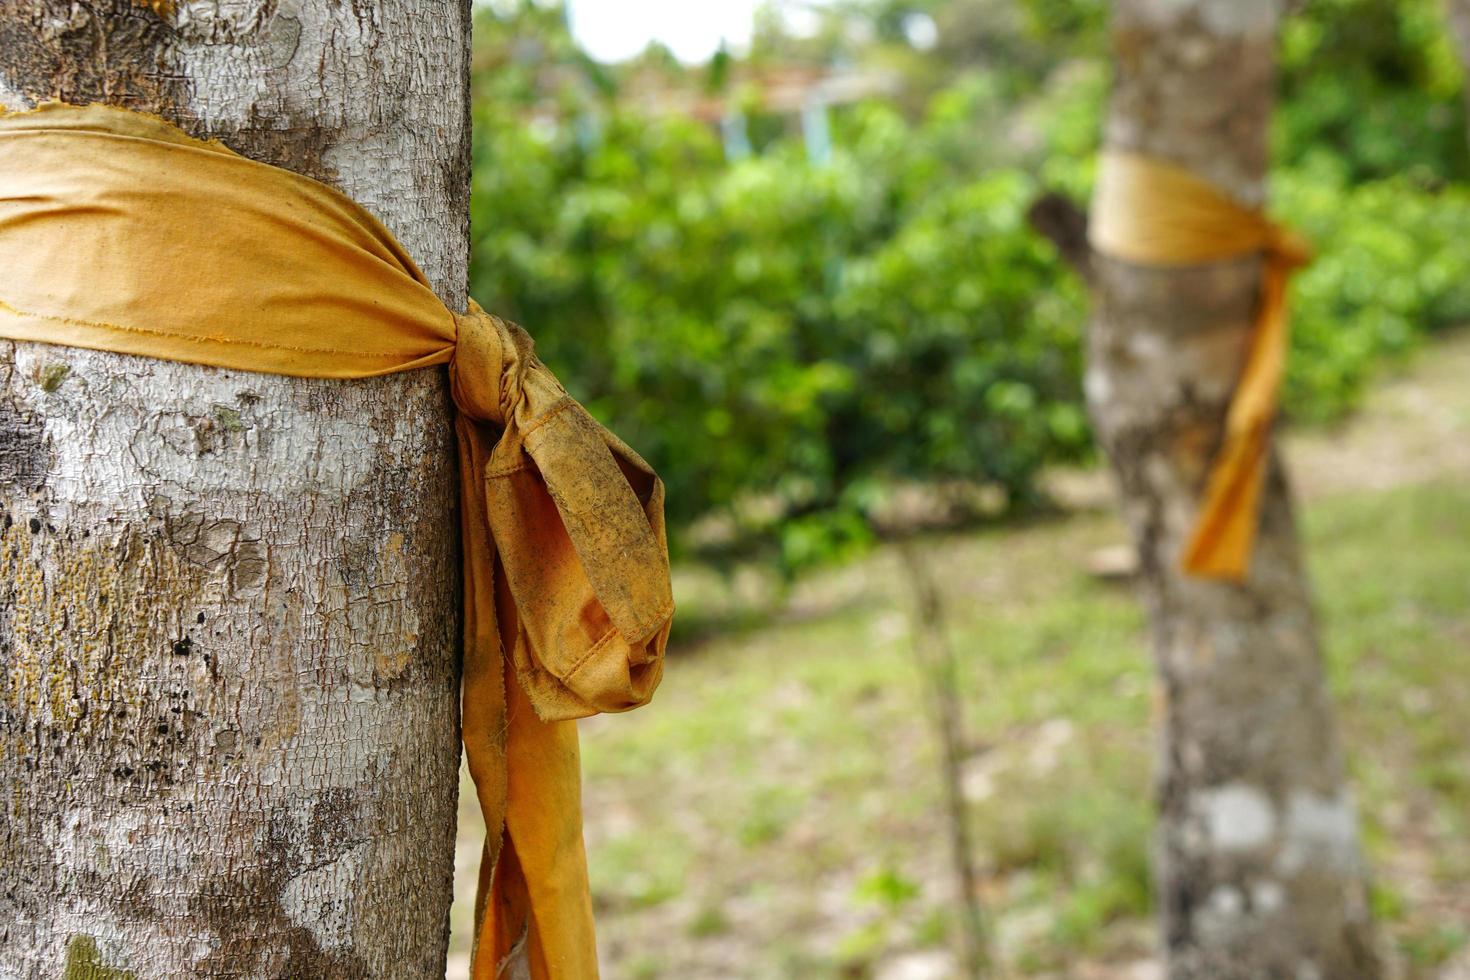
[
  {"left": 0, "top": 102, "right": 673, "bottom": 978},
  {"left": 1088, "top": 151, "right": 1312, "bottom": 581}
]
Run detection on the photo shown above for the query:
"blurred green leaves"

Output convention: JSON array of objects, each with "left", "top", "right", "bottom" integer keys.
[
  {"left": 470, "top": 16, "right": 1091, "bottom": 566},
  {"left": 1279, "top": 171, "right": 1470, "bottom": 422},
  {"left": 468, "top": 0, "right": 1470, "bottom": 567},
  {"left": 1278, "top": 0, "right": 1468, "bottom": 184}
]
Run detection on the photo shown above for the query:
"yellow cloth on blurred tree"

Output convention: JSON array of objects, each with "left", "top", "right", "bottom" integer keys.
[
  {"left": 1089, "top": 151, "right": 1312, "bottom": 581},
  {"left": 0, "top": 101, "right": 674, "bottom": 979}
]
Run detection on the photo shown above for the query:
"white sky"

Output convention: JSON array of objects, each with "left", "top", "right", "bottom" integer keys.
[{"left": 566, "top": 0, "right": 802, "bottom": 64}]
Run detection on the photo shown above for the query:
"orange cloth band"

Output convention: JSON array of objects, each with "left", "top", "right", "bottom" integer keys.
[
  {"left": 0, "top": 101, "right": 673, "bottom": 979},
  {"left": 1089, "top": 151, "right": 1312, "bottom": 581}
]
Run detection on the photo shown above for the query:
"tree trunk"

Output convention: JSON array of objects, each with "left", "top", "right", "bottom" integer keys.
[
  {"left": 1086, "top": 3, "right": 1380, "bottom": 976},
  {"left": 0, "top": 3, "right": 470, "bottom": 977},
  {"left": 1445, "top": 1, "right": 1470, "bottom": 146}
]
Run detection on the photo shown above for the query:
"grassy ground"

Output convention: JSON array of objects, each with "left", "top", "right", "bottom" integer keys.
[{"left": 448, "top": 334, "right": 1470, "bottom": 979}]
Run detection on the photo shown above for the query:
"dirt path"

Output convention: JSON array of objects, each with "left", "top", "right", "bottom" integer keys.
[{"left": 1287, "top": 330, "right": 1470, "bottom": 498}]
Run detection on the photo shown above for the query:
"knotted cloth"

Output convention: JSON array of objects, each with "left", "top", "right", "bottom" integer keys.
[
  {"left": 0, "top": 102, "right": 673, "bottom": 979},
  {"left": 1088, "top": 151, "right": 1312, "bottom": 581}
]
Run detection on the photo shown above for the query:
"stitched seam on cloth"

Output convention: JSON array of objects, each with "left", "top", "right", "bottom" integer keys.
[
  {"left": 562, "top": 626, "right": 622, "bottom": 682},
  {"left": 482, "top": 404, "right": 585, "bottom": 479},
  {"left": 0, "top": 299, "right": 437, "bottom": 360},
  {"left": 561, "top": 594, "right": 675, "bottom": 679},
  {"left": 484, "top": 458, "right": 535, "bottom": 479},
  {"left": 620, "top": 597, "right": 675, "bottom": 644},
  {"left": 517, "top": 397, "right": 580, "bottom": 439}
]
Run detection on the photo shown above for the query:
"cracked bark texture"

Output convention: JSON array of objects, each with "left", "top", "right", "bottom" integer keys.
[
  {"left": 1089, "top": 2, "right": 1380, "bottom": 977},
  {"left": 0, "top": 1, "right": 471, "bottom": 976}
]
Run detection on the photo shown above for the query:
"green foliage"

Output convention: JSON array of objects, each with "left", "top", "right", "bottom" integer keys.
[
  {"left": 1278, "top": 0, "right": 1468, "bottom": 183},
  {"left": 1278, "top": 170, "right": 1470, "bottom": 420},
  {"left": 1016, "top": 0, "right": 1108, "bottom": 58},
  {"left": 469, "top": 7, "right": 1090, "bottom": 564},
  {"left": 468, "top": 0, "right": 1470, "bottom": 558},
  {"left": 854, "top": 866, "right": 923, "bottom": 908},
  {"left": 834, "top": 172, "right": 1090, "bottom": 493}
]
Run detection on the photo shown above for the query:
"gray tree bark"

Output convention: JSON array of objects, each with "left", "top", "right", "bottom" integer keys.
[
  {"left": 1083, "top": 3, "right": 1380, "bottom": 977},
  {"left": 0, "top": 2, "right": 470, "bottom": 977},
  {"left": 1451, "top": 0, "right": 1470, "bottom": 64},
  {"left": 1445, "top": 1, "right": 1470, "bottom": 145}
]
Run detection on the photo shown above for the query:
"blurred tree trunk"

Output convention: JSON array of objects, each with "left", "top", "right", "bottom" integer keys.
[
  {"left": 1446, "top": 1, "right": 1470, "bottom": 140},
  {"left": 1082, "top": 3, "right": 1380, "bottom": 977},
  {"left": 0, "top": 2, "right": 469, "bottom": 977}
]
